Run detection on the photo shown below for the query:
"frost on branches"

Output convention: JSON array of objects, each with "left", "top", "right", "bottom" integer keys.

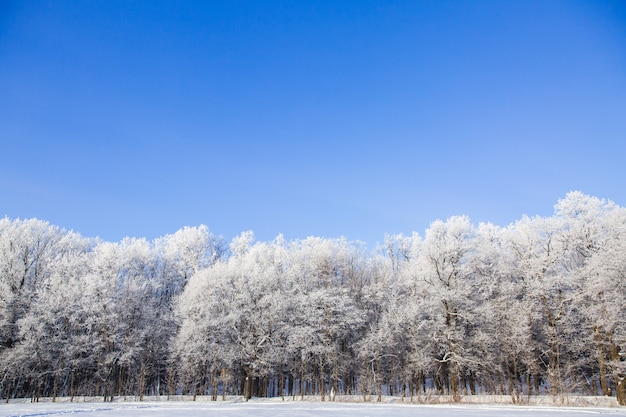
[{"left": 0, "top": 192, "right": 624, "bottom": 405}]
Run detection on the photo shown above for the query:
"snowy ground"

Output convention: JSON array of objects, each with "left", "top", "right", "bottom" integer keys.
[{"left": 0, "top": 400, "right": 625, "bottom": 417}]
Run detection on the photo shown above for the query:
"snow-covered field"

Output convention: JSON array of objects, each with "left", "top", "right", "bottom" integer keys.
[{"left": 0, "top": 400, "right": 624, "bottom": 417}]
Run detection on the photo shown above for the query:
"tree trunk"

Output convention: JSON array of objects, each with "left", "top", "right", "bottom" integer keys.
[
  {"left": 616, "top": 377, "right": 626, "bottom": 406},
  {"left": 468, "top": 370, "right": 476, "bottom": 395},
  {"left": 244, "top": 376, "right": 252, "bottom": 401},
  {"left": 139, "top": 362, "right": 146, "bottom": 401},
  {"left": 332, "top": 360, "right": 339, "bottom": 401},
  {"left": 211, "top": 368, "right": 218, "bottom": 401},
  {"left": 595, "top": 328, "right": 611, "bottom": 396},
  {"left": 361, "top": 372, "right": 368, "bottom": 402},
  {"left": 166, "top": 365, "right": 176, "bottom": 400},
  {"left": 609, "top": 343, "right": 625, "bottom": 406},
  {"left": 374, "top": 359, "right": 382, "bottom": 402},
  {"left": 52, "top": 374, "right": 58, "bottom": 402},
  {"left": 192, "top": 370, "right": 198, "bottom": 401},
  {"left": 319, "top": 364, "right": 325, "bottom": 401},
  {"left": 450, "top": 362, "right": 460, "bottom": 402}
]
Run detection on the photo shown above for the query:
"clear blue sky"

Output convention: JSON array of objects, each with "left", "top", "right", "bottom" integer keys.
[{"left": 2, "top": 1, "right": 625, "bottom": 247}]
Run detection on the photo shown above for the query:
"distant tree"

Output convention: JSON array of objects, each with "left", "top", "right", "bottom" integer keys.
[
  {"left": 1, "top": 191, "right": 625, "bottom": 405},
  {"left": 412, "top": 216, "right": 476, "bottom": 401},
  {"left": 0, "top": 219, "right": 86, "bottom": 400},
  {"left": 556, "top": 192, "right": 626, "bottom": 404}
]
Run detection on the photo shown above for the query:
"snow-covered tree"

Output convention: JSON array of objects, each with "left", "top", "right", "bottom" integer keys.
[
  {"left": 555, "top": 192, "right": 626, "bottom": 404},
  {"left": 2, "top": 191, "right": 625, "bottom": 405},
  {"left": 412, "top": 216, "right": 476, "bottom": 400}
]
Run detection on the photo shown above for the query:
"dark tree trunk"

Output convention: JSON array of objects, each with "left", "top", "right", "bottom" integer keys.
[{"left": 616, "top": 377, "right": 626, "bottom": 406}]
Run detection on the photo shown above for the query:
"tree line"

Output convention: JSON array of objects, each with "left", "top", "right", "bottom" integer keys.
[{"left": 0, "top": 192, "right": 624, "bottom": 405}]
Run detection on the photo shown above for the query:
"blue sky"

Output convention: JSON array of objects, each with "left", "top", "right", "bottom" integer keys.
[{"left": 2, "top": 1, "right": 625, "bottom": 247}]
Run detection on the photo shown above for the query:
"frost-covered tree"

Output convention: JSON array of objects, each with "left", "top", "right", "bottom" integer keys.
[
  {"left": 155, "top": 225, "right": 224, "bottom": 300},
  {"left": 172, "top": 261, "right": 235, "bottom": 400},
  {"left": 556, "top": 192, "right": 626, "bottom": 404},
  {"left": 506, "top": 214, "right": 568, "bottom": 397},
  {"left": 0, "top": 218, "right": 66, "bottom": 351},
  {"left": 0, "top": 219, "right": 87, "bottom": 400},
  {"left": 356, "top": 233, "right": 420, "bottom": 401},
  {"left": 284, "top": 237, "right": 367, "bottom": 400},
  {"left": 172, "top": 233, "right": 288, "bottom": 400},
  {"left": 2, "top": 191, "right": 626, "bottom": 405},
  {"left": 471, "top": 222, "right": 537, "bottom": 400},
  {"left": 412, "top": 216, "right": 476, "bottom": 400}
]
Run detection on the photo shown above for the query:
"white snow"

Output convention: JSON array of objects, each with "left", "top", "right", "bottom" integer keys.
[{"left": 0, "top": 400, "right": 624, "bottom": 417}]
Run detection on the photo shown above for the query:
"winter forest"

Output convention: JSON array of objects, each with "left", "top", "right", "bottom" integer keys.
[{"left": 0, "top": 192, "right": 625, "bottom": 405}]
